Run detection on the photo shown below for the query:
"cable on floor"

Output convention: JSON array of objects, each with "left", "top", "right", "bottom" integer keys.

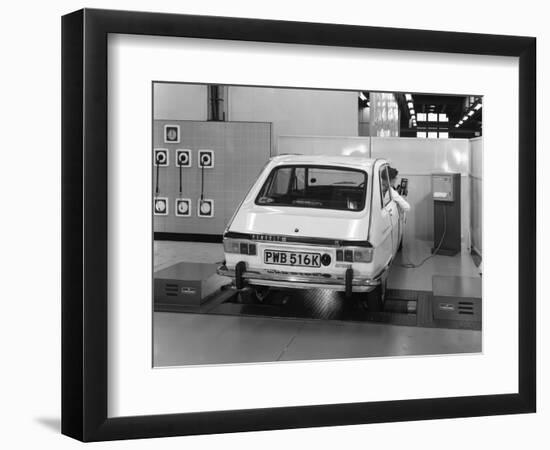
[{"left": 399, "top": 203, "right": 447, "bottom": 269}]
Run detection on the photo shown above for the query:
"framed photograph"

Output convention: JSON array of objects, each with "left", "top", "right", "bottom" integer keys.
[{"left": 62, "top": 8, "right": 536, "bottom": 442}]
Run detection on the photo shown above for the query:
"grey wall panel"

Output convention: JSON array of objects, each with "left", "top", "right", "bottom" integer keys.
[
  {"left": 153, "top": 84, "right": 208, "bottom": 121},
  {"left": 153, "top": 120, "right": 271, "bottom": 235},
  {"left": 223, "top": 122, "right": 272, "bottom": 226},
  {"left": 229, "top": 87, "right": 358, "bottom": 153},
  {"left": 470, "top": 137, "right": 483, "bottom": 254},
  {"left": 277, "top": 135, "right": 371, "bottom": 157},
  {"left": 372, "top": 137, "right": 472, "bottom": 249},
  {"left": 371, "top": 137, "right": 471, "bottom": 175}
]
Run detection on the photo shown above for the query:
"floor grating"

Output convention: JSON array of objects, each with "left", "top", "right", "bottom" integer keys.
[{"left": 155, "top": 285, "right": 481, "bottom": 331}]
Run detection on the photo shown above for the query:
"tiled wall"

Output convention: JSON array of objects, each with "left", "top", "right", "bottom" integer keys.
[{"left": 153, "top": 120, "right": 271, "bottom": 235}]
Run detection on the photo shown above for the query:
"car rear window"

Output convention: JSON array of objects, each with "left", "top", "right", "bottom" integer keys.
[{"left": 255, "top": 165, "right": 367, "bottom": 211}]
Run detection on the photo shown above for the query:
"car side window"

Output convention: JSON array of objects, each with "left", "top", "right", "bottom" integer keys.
[{"left": 379, "top": 165, "right": 391, "bottom": 208}]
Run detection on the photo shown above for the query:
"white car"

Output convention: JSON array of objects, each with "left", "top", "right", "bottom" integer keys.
[{"left": 217, "top": 155, "right": 405, "bottom": 311}]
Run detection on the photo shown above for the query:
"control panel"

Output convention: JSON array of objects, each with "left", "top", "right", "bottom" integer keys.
[{"left": 432, "top": 174, "right": 455, "bottom": 202}]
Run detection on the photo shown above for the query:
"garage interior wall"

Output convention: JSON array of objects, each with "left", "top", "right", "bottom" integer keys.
[
  {"left": 371, "top": 137, "right": 471, "bottom": 248},
  {"left": 152, "top": 83, "right": 479, "bottom": 247},
  {"left": 277, "top": 135, "right": 371, "bottom": 158},
  {"left": 469, "top": 137, "right": 483, "bottom": 255},
  {"left": 227, "top": 86, "right": 359, "bottom": 152},
  {"left": 153, "top": 120, "right": 271, "bottom": 235},
  {"left": 153, "top": 83, "right": 208, "bottom": 121},
  {"left": 278, "top": 135, "right": 472, "bottom": 247}
]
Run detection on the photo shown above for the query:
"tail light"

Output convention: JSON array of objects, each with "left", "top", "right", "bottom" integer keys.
[
  {"left": 336, "top": 247, "right": 373, "bottom": 263},
  {"left": 223, "top": 238, "right": 257, "bottom": 255}
]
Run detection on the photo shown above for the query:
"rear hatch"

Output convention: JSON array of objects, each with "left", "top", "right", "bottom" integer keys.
[{"left": 229, "top": 204, "right": 370, "bottom": 242}]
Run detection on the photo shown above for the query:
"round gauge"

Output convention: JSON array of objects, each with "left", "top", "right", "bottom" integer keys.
[
  {"left": 166, "top": 128, "right": 178, "bottom": 141},
  {"left": 200, "top": 201, "right": 211, "bottom": 214},
  {"left": 155, "top": 200, "right": 166, "bottom": 212},
  {"left": 178, "top": 201, "right": 189, "bottom": 214}
]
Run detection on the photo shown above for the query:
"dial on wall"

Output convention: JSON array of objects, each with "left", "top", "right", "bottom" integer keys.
[
  {"left": 175, "top": 199, "right": 192, "bottom": 217},
  {"left": 153, "top": 197, "right": 169, "bottom": 215},
  {"left": 198, "top": 150, "right": 214, "bottom": 169},
  {"left": 154, "top": 149, "right": 169, "bottom": 166},
  {"left": 197, "top": 199, "right": 214, "bottom": 218},
  {"left": 164, "top": 124, "right": 180, "bottom": 144},
  {"left": 176, "top": 149, "right": 192, "bottom": 167}
]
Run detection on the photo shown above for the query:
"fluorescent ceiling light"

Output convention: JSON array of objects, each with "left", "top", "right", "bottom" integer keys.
[
  {"left": 359, "top": 92, "right": 367, "bottom": 101},
  {"left": 405, "top": 94, "right": 412, "bottom": 101},
  {"left": 474, "top": 103, "right": 482, "bottom": 110},
  {"left": 455, "top": 124, "right": 459, "bottom": 128},
  {"left": 407, "top": 101, "right": 413, "bottom": 108},
  {"left": 468, "top": 110, "right": 475, "bottom": 116},
  {"left": 463, "top": 115, "right": 468, "bottom": 121}
]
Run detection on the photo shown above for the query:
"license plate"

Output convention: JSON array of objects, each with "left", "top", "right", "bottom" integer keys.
[{"left": 264, "top": 250, "right": 321, "bottom": 267}]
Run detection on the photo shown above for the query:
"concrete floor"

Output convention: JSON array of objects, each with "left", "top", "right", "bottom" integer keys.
[
  {"left": 154, "top": 312, "right": 481, "bottom": 366},
  {"left": 153, "top": 239, "right": 482, "bottom": 367}
]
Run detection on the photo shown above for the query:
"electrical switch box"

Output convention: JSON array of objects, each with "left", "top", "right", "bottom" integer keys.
[
  {"left": 154, "top": 262, "right": 228, "bottom": 308},
  {"left": 153, "top": 197, "right": 169, "bottom": 215},
  {"left": 175, "top": 198, "right": 192, "bottom": 217},
  {"left": 432, "top": 173, "right": 461, "bottom": 256},
  {"left": 176, "top": 149, "right": 192, "bottom": 167},
  {"left": 198, "top": 150, "right": 215, "bottom": 169},
  {"left": 432, "top": 275, "right": 482, "bottom": 323},
  {"left": 154, "top": 148, "right": 169, "bottom": 167},
  {"left": 197, "top": 199, "right": 214, "bottom": 218},
  {"left": 431, "top": 174, "right": 456, "bottom": 202}
]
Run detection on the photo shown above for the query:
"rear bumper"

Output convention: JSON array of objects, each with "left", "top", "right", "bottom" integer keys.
[{"left": 217, "top": 264, "right": 385, "bottom": 292}]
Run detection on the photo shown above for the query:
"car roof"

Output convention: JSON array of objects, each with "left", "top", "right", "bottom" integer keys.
[{"left": 270, "top": 154, "right": 379, "bottom": 170}]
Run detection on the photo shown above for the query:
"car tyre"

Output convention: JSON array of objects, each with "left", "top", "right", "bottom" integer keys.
[
  {"left": 363, "top": 278, "right": 387, "bottom": 312},
  {"left": 235, "top": 261, "right": 246, "bottom": 290},
  {"left": 254, "top": 286, "right": 270, "bottom": 303}
]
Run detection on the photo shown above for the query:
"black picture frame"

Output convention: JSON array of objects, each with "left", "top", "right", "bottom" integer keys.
[{"left": 61, "top": 8, "right": 536, "bottom": 442}]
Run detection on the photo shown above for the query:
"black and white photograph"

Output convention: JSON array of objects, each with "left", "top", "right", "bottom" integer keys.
[
  {"left": 152, "top": 83, "right": 484, "bottom": 367},
  {"left": 0, "top": 0, "right": 545, "bottom": 446}
]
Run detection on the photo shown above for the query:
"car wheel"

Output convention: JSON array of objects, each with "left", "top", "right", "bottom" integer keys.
[
  {"left": 254, "top": 286, "right": 270, "bottom": 302},
  {"left": 362, "top": 279, "right": 387, "bottom": 312},
  {"left": 235, "top": 261, "right": 246, "bottom": 290}
]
